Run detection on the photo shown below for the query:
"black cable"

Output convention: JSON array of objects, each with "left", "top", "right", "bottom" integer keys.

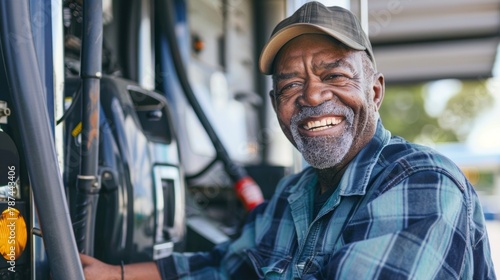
[{"left": 56, "top": 82, "right": 82, "bottom": 125}]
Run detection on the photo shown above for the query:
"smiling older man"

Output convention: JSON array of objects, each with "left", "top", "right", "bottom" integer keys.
[{"left": 81, "top": 2, "right": 496, "bottom": 279}]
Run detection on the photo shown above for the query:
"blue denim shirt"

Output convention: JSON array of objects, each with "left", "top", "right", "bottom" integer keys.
[{"left": 157, "top": 121, "right": 496, "bottom": 279}]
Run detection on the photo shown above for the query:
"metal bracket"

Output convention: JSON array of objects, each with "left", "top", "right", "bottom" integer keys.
[
  {"left": 153, "top": 241, "right": 174, "bottom": 260},
  {"left": 0, "top": 101, "right": 11, "bottom": 124}
]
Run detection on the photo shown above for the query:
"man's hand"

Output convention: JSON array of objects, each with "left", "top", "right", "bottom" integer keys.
[
  {"left": 80, "top": 253, "right": 162, "bottom": 280},
  {"left": 80, "top": 254, "right": 121, "bottom": 280}
]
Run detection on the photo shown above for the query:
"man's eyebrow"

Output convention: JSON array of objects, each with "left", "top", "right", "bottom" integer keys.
[
  {"left": 314, "top": 59, "right": 356, "bottom": 73},
  {"left": 273, "top": 72, "right": 298, "bottom": 84}
]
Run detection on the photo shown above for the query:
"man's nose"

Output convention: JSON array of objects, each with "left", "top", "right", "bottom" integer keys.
[{"left": 299, "top": 81, "right": 333, "bottom": 107}]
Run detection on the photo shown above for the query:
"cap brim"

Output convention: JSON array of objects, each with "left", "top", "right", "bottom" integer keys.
[{"left": 259, "top": 23, "right": 366, "bottom": 75}]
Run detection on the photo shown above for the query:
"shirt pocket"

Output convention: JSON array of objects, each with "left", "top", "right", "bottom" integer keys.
[{"left": 244, "top": 248, "right": 292, "bottom": 279}]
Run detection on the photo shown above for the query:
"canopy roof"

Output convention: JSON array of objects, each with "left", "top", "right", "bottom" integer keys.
[{"left": 351, "top": 0, "right": 500, "bottom": 84}]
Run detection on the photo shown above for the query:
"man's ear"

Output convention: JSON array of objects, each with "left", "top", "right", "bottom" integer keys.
[
  {"left": 372, "top": 73, "right": 385, "bottom": 111},
  {"left": 269, "top": 90, "right": 277, "bottom": 113}
]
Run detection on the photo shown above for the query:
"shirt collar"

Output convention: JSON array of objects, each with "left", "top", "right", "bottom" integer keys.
[{"left": 338, "top": 120, "right": 391, "bottom": 196}]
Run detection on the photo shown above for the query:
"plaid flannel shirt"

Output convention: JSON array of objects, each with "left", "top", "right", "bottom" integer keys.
[{"left": 157, "top": 121, "right": 496, "bottom": 279}]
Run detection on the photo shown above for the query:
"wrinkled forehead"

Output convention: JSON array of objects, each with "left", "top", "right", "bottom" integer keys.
[{"left": 272, "top": 34, "right": 361, "bottom": 75}]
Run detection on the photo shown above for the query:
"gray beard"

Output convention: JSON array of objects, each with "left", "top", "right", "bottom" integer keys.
[{"left": 290, "top": 102, "right": 355, "bottom": 169}]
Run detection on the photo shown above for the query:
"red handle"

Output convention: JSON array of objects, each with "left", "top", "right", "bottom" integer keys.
[{"left": 234, "top": 176, "right": 264, "bottom": 211}]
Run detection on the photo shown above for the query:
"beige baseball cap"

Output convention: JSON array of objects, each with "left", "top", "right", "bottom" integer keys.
[{"left": 259, "top": 1, "right": 376, "bottom": 75}]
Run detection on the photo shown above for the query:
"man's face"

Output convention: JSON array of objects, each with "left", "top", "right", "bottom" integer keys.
[{"left": 271, "top": 34, "right": 384, "bottom": 169}]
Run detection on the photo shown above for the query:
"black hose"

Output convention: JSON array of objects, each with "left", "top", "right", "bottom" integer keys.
[
  {"left": 156, "top": 0, "right": 264, "bottom": 210},
  {"left": 157, "top": 0, "right": 247, "bottom": 182}
]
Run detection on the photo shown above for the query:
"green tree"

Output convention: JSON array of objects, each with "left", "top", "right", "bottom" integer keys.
[
  {"left": 380, "top": 83, "right": 457, "bottom": 143},
  {"left": 379, "top": 79, "right": 493, "bottom": 144},
  {"left": 438, "top": 80, "right": 494, "bottom": 141}
]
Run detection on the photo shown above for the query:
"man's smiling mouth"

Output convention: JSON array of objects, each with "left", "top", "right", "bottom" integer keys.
[{"left": 302, "top": 116, "right": 344, "bottom": 132}]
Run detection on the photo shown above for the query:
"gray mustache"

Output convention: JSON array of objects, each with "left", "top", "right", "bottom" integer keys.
[{"left": 291, "top": 102, "right": 354, "bottom": 127}]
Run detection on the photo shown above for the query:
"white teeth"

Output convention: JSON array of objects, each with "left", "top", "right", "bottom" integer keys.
[
  {"left": 310, "top": 126, "right": 329, "bottom": 132},
  {"left": 303, "top": 117, "right": 343, "bottom": 130}
]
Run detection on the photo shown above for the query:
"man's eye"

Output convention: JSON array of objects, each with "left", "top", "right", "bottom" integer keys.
[
  {"left": 324, "top": 74, "right": 345, "bottom": 81},
  {"left": 279, "top": 82, "right": 301, "bottom": 93}
]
